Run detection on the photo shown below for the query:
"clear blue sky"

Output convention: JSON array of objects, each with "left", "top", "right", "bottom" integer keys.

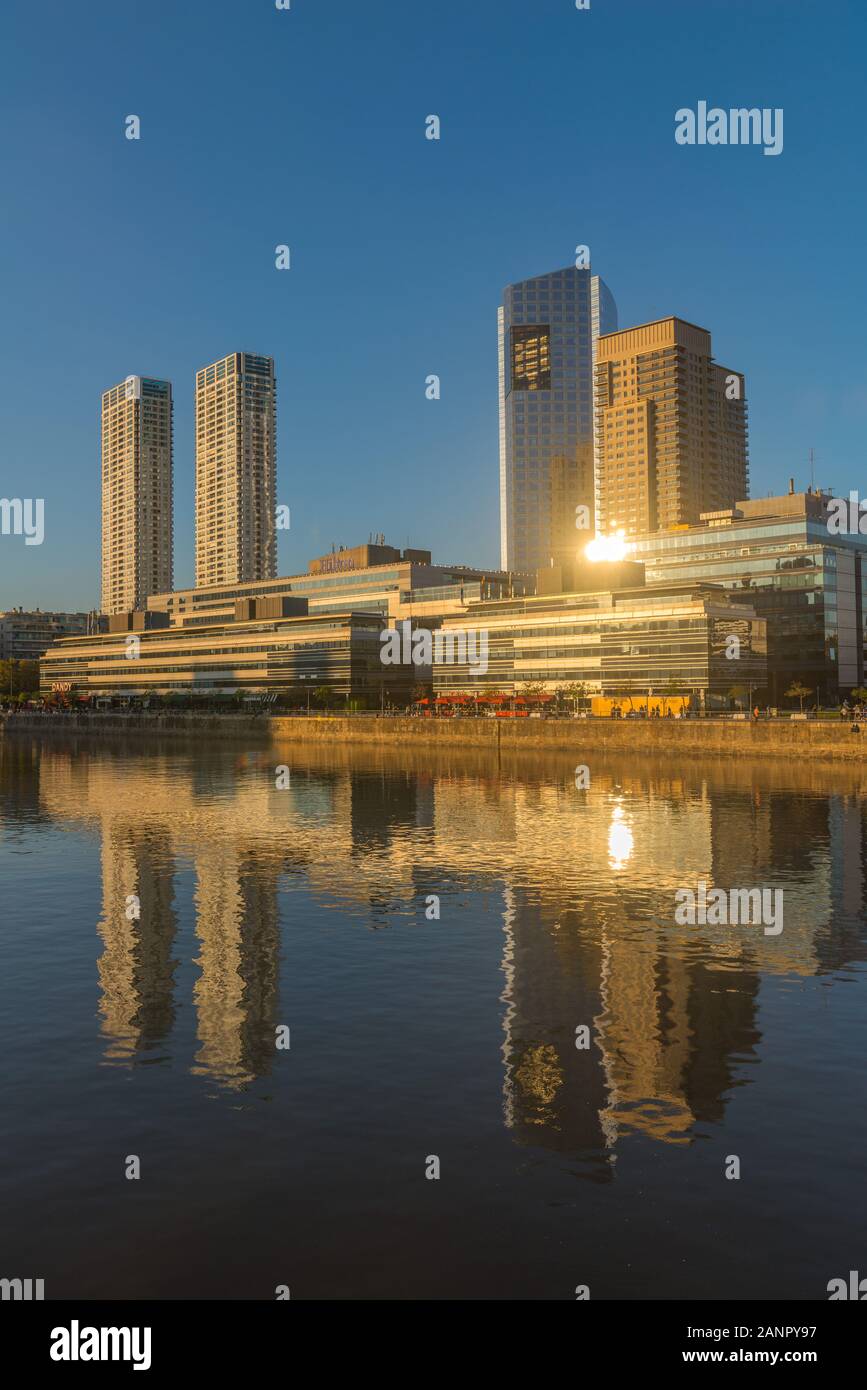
[{"left": 2, "top": 0, "right": 865, "bottom": 609}]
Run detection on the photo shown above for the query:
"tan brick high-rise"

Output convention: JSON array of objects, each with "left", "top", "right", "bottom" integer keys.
[
  {"left": 195, "top": 352, "right": 277, "bottom": 588},
  {"left": 101, "top": 376, "right": 173, "bottom": 616},
  {"left": 594, "top": 318, "right": 748, "bottom": 537}
]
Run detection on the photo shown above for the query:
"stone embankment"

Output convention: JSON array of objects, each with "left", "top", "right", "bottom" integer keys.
[{"left": 4, "top": 710, "right": 867, "bottom": 762}]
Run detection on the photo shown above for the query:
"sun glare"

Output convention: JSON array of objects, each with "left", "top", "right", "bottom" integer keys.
[{"left": 585, "top": 531, "right": 630, "bottom": 563}]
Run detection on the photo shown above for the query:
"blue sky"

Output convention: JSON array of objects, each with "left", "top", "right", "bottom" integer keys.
[{"left": 1, "top": 0, "right": 866, "bottom": 608}]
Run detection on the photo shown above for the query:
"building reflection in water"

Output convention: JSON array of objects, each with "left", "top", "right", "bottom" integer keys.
[
  {"left": 31, "top": 743, "right": 867, "bottom": 1159},
  {"left": 96, "top": 821, "right": 177, "bottom": 1060},
  {"left": 191, "top": 845, "right": 280, "bottom": 1088}
]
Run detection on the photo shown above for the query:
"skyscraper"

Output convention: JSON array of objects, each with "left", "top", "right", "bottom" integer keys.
[
  {"left": 195, "top": 352, "right": 277, "bottom": 588},
  {"left": 100, "top": 376, "right": 173, "bottom": 616},
  {"left": 498, "top": 266, "right": 617, "bottom": 572},
  {"left": 594, "top": 317, "right": 748, "bottom": 537}
]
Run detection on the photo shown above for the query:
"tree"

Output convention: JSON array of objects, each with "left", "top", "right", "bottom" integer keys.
[
  {"left": 785, "top": 680, "right": 812, "bottom": 713},
  {"left": 518, "top": 682, "right": 546, "bottom": 702},
  {"left": 0, "top": 659, "right": 40, "bottom": 699},
  {"left": 850, "top": 686, "right": 867, "bottom": 706},
  {"left": 19, "top": 660, "right": 40, "bottom": 694},
  {"left": 558, "top": 681, "right": 589, "bottom": 714},
  {"left": 727, "top": 683, "right": 748, "bottom": 711},
  {"left": 312, "top": 686, "right": 334, "bottom": 709}
]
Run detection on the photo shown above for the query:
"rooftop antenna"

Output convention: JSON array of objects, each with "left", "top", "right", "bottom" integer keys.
[{"left": 809, "top": 447, "right": 815, "bottom": 494}]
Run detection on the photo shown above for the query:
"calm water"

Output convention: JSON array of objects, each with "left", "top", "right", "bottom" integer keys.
[{"left": 1, "top": 733, "right": 866, "bottom": 1300}]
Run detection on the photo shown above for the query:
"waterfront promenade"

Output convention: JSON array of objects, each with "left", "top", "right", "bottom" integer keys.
[{"left": 5, "top": 709, "right": 867, "bottom": 762}]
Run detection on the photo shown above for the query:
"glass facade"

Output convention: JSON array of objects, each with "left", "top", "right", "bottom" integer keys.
[
  {"left": 40, "top": 614, "right": 411, "bottom": 700},
  {"left": 499, "top": 266, "right": 617, "bottom": 573},
  {"left": 431, "top": 584, "right": 767, "bottom": 705},
  {"left": 630, "top": 506, "right": 867, "bottom": 702},
  {"left": 148, "top": 562, "right": 528, "bottom": 634}
]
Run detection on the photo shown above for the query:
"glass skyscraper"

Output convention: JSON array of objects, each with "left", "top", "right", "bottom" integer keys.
[{"left": 498, "top": 265, "right": 617, "bottom": 573}]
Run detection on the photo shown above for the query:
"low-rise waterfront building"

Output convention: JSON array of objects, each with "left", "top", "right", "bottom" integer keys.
[
  {"left": 629, "top": 487, "right": 867, "bottom": 704},
  {"left": 40, "top": 541, "right": 531, "bottom": 703},
  {"left": 147, "top": 540, "right": 530, "bottom": 630},
  {"left": 39, "top": 605, "right": 413, "bottom": 703},
  {"left": 430, "top": 565, "right": 768, "bottom": 712}
]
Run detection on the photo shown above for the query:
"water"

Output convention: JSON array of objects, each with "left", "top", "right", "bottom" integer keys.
[{"left": 1, "top": 733, "right": 865, "bottom": 1300}]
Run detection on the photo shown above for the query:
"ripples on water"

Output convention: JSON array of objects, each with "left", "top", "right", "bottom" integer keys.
[{"left": 1, "top": 735, "right": 865, "bottom": 1299}]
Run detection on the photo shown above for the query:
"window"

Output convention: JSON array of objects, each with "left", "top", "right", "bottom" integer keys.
[{"left": 511, "top": 325, "right": 551, "bottom": 392}]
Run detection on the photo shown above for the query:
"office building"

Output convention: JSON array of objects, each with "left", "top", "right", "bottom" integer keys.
[
  {"left": 430, "top": 568, "right": 767, "bottom": 711},
  {"left": 101, "top": 376, "right": 173, "bottom": 615},
  {"left": 195, "top": 352, "right": 277, "bottom": 588},
  {"left": 41, "top": 538, "right": 532, "bottom": 701},
  {"left": 40, "top": 606, "right": 411, "bottom": 702},
  {"left": 498, "top": 266, "right": 617, "bottom": 573},
  {"left": 148, "top": 540, "right": 530, "bottom": 630},
  {"left": 630, "top": 487, "right": 867, "bottom": 703},
  {"left": 594, "top": 318, "right": 747, "bottom": 537}
]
